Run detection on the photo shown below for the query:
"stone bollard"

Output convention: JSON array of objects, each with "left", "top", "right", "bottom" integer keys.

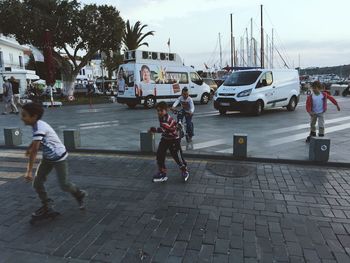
[
  {"left": 140, "top": 131, "right": 155, "bottom": 152},
  {"left": 233, "top": 133, "right": 247, "bottom": 158},
  {"left": 309, "top": 137, "right": 330, "bottom": 162},
  {"left": 63, "top": 129, "right": 81, "bottom": 150},
  {"left": 4, "top": 128, "right": 22, "bottom": 146}
]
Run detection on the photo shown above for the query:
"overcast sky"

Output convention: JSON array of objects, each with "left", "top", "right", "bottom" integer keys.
[{"left": 82, "top": 0, "right": 350, "bottom": 69}]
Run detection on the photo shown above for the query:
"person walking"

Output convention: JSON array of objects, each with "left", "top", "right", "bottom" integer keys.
[
  {"left": 2, "top": 77, "right": 17, "bottom": 115},
  {"left": 10, "top": 76, "right": 20, "bottom": 113}
]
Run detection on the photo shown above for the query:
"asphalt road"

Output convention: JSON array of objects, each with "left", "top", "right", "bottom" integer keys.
[{"left": 1, "top": 95, "right": 350, "bottom": 162}]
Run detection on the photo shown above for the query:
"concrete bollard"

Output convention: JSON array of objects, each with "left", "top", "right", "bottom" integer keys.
[
  {"left": 63, "top": 129, "right": 81, "bottom": 150},
  {"left": 233, "top": 133, "right": 247, "bottom": 158},
  {"left": 309, "top": 137, "right": 330, "bottom": 162},
  {"left": 4, "top": 128, "right": 22, "bottom": 146},
  {"left": 140, "top": 131, "right": 155, "bottom": 152}
]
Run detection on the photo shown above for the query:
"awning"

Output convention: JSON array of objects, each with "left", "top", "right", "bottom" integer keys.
[{"left": 26, "top": 73, "right": 40, "bottom": 80}]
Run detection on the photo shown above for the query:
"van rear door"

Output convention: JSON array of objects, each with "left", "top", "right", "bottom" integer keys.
[{"left": 117, "top": 64, "right": 135, "bottom": 97}]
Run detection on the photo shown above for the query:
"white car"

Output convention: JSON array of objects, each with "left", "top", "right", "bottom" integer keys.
[{"left": 214, "top": 69, "right": 300, "bottom": 115}]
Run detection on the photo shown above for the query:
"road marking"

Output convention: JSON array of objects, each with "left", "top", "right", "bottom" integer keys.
[
  {"left": 79, "top": 121, "right": 119, "bottom": 127},
  {"left": 268, "top": 122, "right": 350, "bottom": 146},
  {"left": 190, "top": 139, "right": 228, "bottom": 150},
  {"left": 269, "top": 116, "right": 350, "bottom": 135},
  {"left": 80, "top": 123, "right": 119, "bottom": 130},
  {"left": 216, "top": 148, "right": 233, "bottom": 154},
  {"left": 76, "top": 108, "right": 105, "bottom": 113}
]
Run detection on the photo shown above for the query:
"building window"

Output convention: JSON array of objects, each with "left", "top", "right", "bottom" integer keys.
[
  {"left": 9, "top": 53, "right": 13, "bottom": 64},
  {"left": 19, "top": 56, "right": 23, "bottom": 68},
  {"left": 0, "top": 51, "right": 3, "bottom": 68}
]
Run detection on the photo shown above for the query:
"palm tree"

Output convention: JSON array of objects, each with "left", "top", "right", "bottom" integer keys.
[{"left": 122, "top": 20, "right": 155, "bottom": 51}]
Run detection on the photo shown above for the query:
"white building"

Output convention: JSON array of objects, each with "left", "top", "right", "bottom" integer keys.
[{"left": 0, "top": 35, "right": 39, "bottom": 95}]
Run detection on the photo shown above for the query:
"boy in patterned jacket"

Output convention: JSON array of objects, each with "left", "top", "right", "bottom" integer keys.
[
  {"left": 21, "top": 103, "right": 87, "bottom": 214},
  {"left": 149, "top": 101, "right": 190, "bottom": 182}
]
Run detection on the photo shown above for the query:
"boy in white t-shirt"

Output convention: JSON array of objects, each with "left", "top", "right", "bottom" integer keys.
[
  {"left": 172, "top": 87, "right": 195, "bottom": 142},
  {"left": 21, "top": 103, "right": 87, "bottom": 214}
]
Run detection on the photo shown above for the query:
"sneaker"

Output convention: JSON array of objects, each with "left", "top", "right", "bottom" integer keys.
[
  {"left": 153, "top": 172, "right": 168, "bottom": 183},
  {"left": 306, "top": 136, "right": 311, "bottom": 143},
  {"left": 75, "top": 190, "right": 88, "bottom": 209},
  {"left": 32, "top": 199, "right": 54, "bottom": 216},
  {"left": 181, "top": 166, "right": 190, "bottom": 182},
  {"left": 319, "top": 134, "right": 325, "bottom": 137}
]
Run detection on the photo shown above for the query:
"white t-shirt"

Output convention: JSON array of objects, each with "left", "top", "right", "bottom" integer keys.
[
  {"left": 173, "top": 96, "right": 195, "bottom": 114},
  {"left": 312, "top": 93, "right": 324, "bottom": 114},
  {"left": 32, "top": 120, "right": 67, "bottom": 162}
]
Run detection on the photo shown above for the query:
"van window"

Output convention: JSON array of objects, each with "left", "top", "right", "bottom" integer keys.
[
  {"left": 190, "top": 72, "right": 201, "bottom": 83},
  {"left": 118, "top": 66, "right": 134, "bottom": 87},
  {"left": 257, "top": 71, "right": 273, "bottom": 88},
  {"left": 166, "top": 72, "right": 188, "bottom": 84},
  {"left": 224, "top": 71, "right": 261, "bottom": 86}
]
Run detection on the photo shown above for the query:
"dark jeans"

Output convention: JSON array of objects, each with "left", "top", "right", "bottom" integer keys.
[
  {"left": 157, "top": 138, "right": 187, "bottom": 171},
  {"left": 33, "top": 159, "right": 80, "bottom": 205},
  {"left": 177, "top": 109, "right": 194, "bottom": 137}
]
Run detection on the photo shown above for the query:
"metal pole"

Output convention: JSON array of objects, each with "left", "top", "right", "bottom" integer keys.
[
  {"left": 250, "top": 18, "right": 253, "bottom": 67},
  {"left": 219, "top": 33, "right": 223, "bottom": 69},
  {"left": 246, "top": 28, "right": 249, "bottom": 66},
  {"left": 230, "top": 13, "right": 234, "bottom": 67},
  {"left": 266, "top": 33, "right": 269, "bottom": 68},
  {"left": 271, "top": 28, "right": 274, "bottom": 68},
  {"left": 260, "top": 4, "right": 264, "bottom": 69}
]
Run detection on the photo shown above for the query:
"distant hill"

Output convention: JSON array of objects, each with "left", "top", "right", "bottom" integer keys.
[{"left": 299, "top": 65, "right": 350, "bottom": 78}]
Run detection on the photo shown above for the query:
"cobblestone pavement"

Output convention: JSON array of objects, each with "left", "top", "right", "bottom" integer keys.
[{"left": 1, "top": 150, "right": 350, "bottom": 262}]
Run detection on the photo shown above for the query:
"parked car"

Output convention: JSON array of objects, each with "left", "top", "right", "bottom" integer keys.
[{"left": 203, "top": 78, "right": 218, "bottom": 96}]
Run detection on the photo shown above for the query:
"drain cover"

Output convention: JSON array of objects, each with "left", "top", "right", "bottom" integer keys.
[{"left": 206, "top": 162, "right": 255, "bottom": 178}]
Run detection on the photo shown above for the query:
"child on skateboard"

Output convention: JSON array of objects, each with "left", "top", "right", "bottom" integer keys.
[
  {"left": 149, "top": 101, "right": 190, "bottom": 182},
  {"left": 21, "top": 103, "right": 87, "bottom": 216},
  {"left": 306, "top": 81, "right": 340, "bottom": 142}
]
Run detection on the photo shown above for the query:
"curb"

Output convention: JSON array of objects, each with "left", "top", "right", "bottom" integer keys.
[{"left": 1, "top": 145, "right": 350, "bottom": 168}]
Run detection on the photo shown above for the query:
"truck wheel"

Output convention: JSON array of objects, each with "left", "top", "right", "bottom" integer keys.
[
  {"left": 253, "top": 100, "right": 264, "bottom": 116},
  {"left": 144, "top": 96, "right": 156, "bottom": 109},
  {"left": 200, "top": 93, "right": 210, "bottom": 104},
  {"left": 286, "top": 96, "right": 297, "bottom": 111},
  {"left": 127, "top": 103, "right": 137, "bottom": 109},
  {"left": 219, "top": 109, "right": 227, "bottom": 115}
]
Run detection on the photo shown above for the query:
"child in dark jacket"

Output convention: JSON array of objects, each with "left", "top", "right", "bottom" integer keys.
[
  {"left": 149, "top": 101, "right": 189, "bottom": 183},
  {"left": 306, "top": 81, "right": 340, "bottom": 142}
]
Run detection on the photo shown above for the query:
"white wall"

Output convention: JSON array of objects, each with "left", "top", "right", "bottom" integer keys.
[{"left": 0, "top": 43, "right": 25, "bottom": 70}]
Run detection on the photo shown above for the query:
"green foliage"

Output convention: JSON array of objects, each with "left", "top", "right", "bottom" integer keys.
[
  {"left": 300, "top": 65, "right": 350, "bottom": 78},
  {"left": 0, "top": 0, "right": 125, "bottom": 80},
  {"left": 122, "top": 20, "right": 155, "bottom": 51}
]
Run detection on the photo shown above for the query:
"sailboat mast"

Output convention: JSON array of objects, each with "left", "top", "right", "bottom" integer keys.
[
  {"left": 219, "top": 32, "right": 223, "bottom": 69},
  {"left": 260, "top": 4, "right": 264, "bottom": 68}
]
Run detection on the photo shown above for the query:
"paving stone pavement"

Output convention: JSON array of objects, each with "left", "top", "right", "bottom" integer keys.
[{"left": 0, "top": 150, "right": 350, "bottom": 263}]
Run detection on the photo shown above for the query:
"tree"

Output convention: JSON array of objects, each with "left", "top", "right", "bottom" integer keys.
[
  {"left": 122, "top": 20, "right": 155, "bottom": 51},
  {"left": 0, "top": 0, "right": 125, "bottom": 95}
]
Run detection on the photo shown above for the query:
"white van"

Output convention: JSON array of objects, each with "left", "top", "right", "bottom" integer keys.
[
  {"left": 116, "top": 50, "right": 211, "bottom": 109},
  {"left": 213, "top": 69, "right": 300, "bottom": 115}
]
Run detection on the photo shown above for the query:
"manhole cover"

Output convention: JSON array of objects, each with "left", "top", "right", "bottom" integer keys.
[{"left": 206, "top": 162, "right": 255, "bottom": 178}]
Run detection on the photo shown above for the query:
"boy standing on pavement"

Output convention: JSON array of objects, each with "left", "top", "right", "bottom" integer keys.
[
  {"left": 172, "top": 87, "right": 195, "bottom": 142},
  {"left": 306, "top": 81, "right": 340, "bottom": 142},
  {"left": 149, "top": 101, "right": 190, "bottom": 183},
  {"left": 21, "top": 103, "right": 87, "bottom": 214}
]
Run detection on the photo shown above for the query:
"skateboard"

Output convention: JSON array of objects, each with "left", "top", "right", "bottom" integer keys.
[{"left": 29, "top": 209, "right": 60, "bottom": 225}]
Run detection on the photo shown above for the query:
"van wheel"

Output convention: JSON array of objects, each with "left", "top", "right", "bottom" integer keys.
[
  {"left": 253, "top": 100, "right": 264, "bottom": 116},
  {"left": 201, "top": 93, "right": 210, "bottom": 104},
  {"left": 127, "top": 103, "right": 137, "bottom": 109},
  {"left": 219, "top": 109, "right": 227, "bottom": 115},
  {"left": 144, "top": 96, "right": 156, "bottom": 109},
  {"left": 287, "top": 96, "right": 297, "bottom": 111}
]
